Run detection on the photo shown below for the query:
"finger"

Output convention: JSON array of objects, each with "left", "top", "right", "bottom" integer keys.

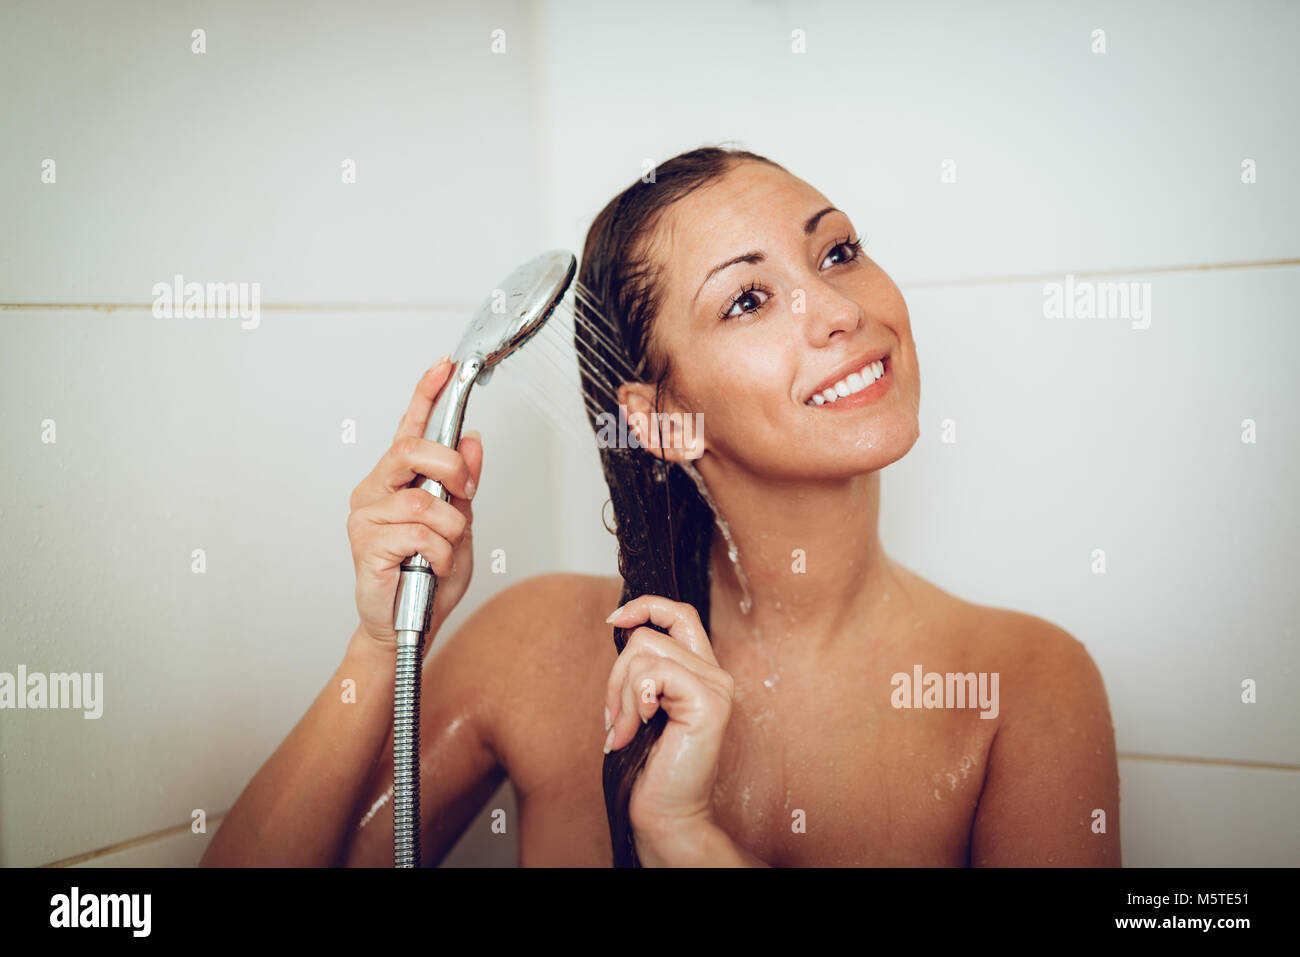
[
  {"left": 372, "top": 435, "right": 477, "bottom": 502},
  {"left": 603, "top": 626, "right": 729, "bottom": 731},
  {"left": 605, "top": 594, "right": 716, "bottom": 665},
  {"left": 443, "top": 432, "right": 482, "bottom": 530},
  {"left": 393, "top": 357, "right": 455, "bottom": 445},
  {"left": 353, "top": 487, "right": 468, "bottom": 545},
  {"left": 607, "top": 656, "right": 722, "bottom": 753},
  {"left": 355, "top": 521, "right": 455, "bottom": 577}
]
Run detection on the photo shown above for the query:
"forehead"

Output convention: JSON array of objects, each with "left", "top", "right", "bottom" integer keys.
[{"left": 655, "top": 161, "right": 830, "bottom": 289}]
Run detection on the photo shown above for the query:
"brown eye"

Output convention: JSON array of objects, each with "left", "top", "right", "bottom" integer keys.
[
  {"left": 821, "top": 235, "right": 865, "bottom": 269},
  {"left": 721, "top": 284, "right": 771, "bottom": 321}
]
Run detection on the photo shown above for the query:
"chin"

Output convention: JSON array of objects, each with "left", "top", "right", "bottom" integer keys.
[{"left": 844, "top": 414, "right": 920, "bottom": 473}]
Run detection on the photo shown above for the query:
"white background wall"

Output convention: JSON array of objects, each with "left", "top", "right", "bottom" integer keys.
[{"left": 1, "top": 0, "right": 1296, "bottom": 867}]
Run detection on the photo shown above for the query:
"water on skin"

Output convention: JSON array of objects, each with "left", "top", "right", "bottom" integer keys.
[
  {"left": 358, "top": 714, "right": 471, "bottom": 831},
  {"left": 932, "top": 752, "right": 978, "bottom": 800},
  {"left": 676, "top": 459, "right": 794, "bottom": 692},
  {"left": 357, "top": 785, "right": 393, "bottom": 830},
  {"left": 676, "top": 462, "right": 875, "bottom": 853},
  {"left": 678, "top": 461, "right": 754, "bottom": 617}
]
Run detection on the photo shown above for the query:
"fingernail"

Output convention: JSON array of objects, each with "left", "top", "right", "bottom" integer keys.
[
  {"left": 641, "top": 713, "right": 648, "bottom": 725},
  {"left": 464, "top": 477, "right": 476, "bottom": 499},
  {"left": 602, "top": 727, "right": 616, "bottom": 754},
  {"left": 604, "top": 706, "right": 611, "bottom": 731},
  {"left": 604, "top": 604, "right": 624, "bottom": 623},
  {"left": 463, "top": 428, "right": 481, "bottom": 442}
]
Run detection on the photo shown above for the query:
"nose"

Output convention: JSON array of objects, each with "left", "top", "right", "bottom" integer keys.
[{"left": 799, "top": 277, "right": 864, "bottom": 345}]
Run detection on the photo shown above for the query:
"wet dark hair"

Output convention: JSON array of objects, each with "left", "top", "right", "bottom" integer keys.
[{"left": 573, "top": 144, "right": 785, "bottom": 867}]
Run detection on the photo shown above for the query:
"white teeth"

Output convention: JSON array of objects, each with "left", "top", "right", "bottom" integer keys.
[{"left": 806, "top": 358, "right": 886, "bottom": 406}]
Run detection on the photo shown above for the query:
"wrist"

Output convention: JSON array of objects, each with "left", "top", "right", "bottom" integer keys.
[
  {"left": 635, "top": 814, "right": 742, "bottom": 868},
  {"left": 345, "top": 625, "right": 399, "bottom": 673}
]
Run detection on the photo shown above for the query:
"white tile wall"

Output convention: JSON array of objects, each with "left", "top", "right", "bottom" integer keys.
[
  {"left": 0, "top": 0, "right": 549, "bottom": 304},
  {"left": 0, "top": 306, "right": 559, "bottom": 867},
  {"left": 2, "top": 0, "right": 1295, "bottom": 867},
  {"left": 1118, "top": 758, "right": 1300, "bottom": 866}
]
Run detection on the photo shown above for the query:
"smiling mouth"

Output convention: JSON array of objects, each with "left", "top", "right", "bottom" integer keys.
[{"left": 804, "top": 356, "right": 890, "bottom": 407}]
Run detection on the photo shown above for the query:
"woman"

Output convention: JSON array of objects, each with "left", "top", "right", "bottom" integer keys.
[{"left": 202, "top": 146, "right": 1120, "bottom": 867}]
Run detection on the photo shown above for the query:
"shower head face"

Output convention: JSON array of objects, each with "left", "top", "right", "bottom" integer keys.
[{"left": 454, "top": 249, "right": 577, "bottom": 374}]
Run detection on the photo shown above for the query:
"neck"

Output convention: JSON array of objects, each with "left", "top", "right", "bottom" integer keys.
[{"left": 694, "top": 455, "right": 897, "bottom": 657}]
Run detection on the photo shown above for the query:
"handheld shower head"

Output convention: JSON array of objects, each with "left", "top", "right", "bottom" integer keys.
[
  {"left": 426, "top": 249, "right": 578, "bottom": 450},
  {"left": 391, "top": 248, "right": 576, "bottom": 868},
  {"left": 459, "top": 250, "right": 578, "bottom": 373}
]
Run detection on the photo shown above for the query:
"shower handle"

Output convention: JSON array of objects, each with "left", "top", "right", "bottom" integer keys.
[
  {"left": 391, "top": 352, "right": 482, "bottom": 869},
  {"left": 393, "top": 353, "right": 483, "bottom": 636}
]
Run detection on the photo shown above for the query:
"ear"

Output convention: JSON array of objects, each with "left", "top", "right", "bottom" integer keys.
[{"left": 617, "top": 381, "right": 707, "bottom": 463}]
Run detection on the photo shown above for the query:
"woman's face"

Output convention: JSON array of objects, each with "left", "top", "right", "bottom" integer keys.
[{"left": 627, "top": 160, "right": 921, "bottom": 482}]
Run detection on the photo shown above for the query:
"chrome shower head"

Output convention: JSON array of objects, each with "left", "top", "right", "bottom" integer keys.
[
  {"left": 424, "top": 249, "right": 576, "bottom": 449},
  {"left": 391, "top": 248, "right": 577, "bottom": 868},
  {"left": 451, "top": 248, "right": 577, "bottom": 380}
]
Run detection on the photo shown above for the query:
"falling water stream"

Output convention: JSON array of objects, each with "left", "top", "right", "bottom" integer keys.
[{"left": 678, "top": 461, "right": 784, "bottom": 691}]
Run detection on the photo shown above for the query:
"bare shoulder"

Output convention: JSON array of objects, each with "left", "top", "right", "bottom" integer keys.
[
  {"left": 490, "top": 571, "right": 621, "bottom": 643},
  {"left": 432, "top": 572, "right": 618, "bottom": 716},
  {"left": 456, "top": 572, "right": 620, "bottom": 775},
  {"left": 461, "top": 571, "right": 618, "bottom": 633},
  {"left": 936, "top": 596, "right": 1121, "bottom": 864},
  {"left": 450, "top": 572, "right": 620, "bottom": 682},
  {"left": 965, "top": 602, "right": 1107, "bottom": 712},
  {"left": 891, "top": 558, "right": 1105, "bottom": 700}
]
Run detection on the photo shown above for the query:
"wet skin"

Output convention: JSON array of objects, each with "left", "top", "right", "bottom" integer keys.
[
  {"left": 341, "top": 566, "right": 1119, "bottom": 867},
  {"left": 339, "top": 160, "right": 1120, "bottom": 867}
]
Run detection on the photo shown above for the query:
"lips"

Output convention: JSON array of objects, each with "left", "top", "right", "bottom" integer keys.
[{"left": 802, "top": 351, "right": 890, "bottom": 405}]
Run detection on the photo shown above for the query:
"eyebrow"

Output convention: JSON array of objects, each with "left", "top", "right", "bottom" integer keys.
[{"left": 692, "top": 206, "right": 843, "bottom": 305}]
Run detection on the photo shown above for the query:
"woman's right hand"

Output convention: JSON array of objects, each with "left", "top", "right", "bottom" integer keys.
[{"left": 346, "top": 357, "right": 483, "bottom": 655}]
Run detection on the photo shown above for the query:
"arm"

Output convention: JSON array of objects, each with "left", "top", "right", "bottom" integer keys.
[
  {"left": 202, "top": 626, "right": 400, "bottom": 866},
  {"left": 205, "top": 360, "right": 491, "bottom": 867},
  {"left": 969, "top": 619, "right": 1121, "bottom": 866},
  {"left": 206, "top": 588, "right": 513, "bottom": 868},
  {"left": 339, "top": 587, "right": 513, "bottom": 867}
]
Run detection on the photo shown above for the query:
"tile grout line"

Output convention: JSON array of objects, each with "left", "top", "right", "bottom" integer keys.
[
  {"left": 42, "top": 811, "right": 228, "bottom": 868},
  {"left": 2, "top": 256, "right": 1298, "bottom": 314},
  {"left": 37, "top": 749, "right": 1300, "bottom": 865},
  {"left": 1117, "top": 751, "right": 1300, "bottom": 772},
  {"left": 904, "top": 256, "right": 1300, "bottom": 288},
  {"left": 0, "top": 302, "right": 479, "bottom": 313}
]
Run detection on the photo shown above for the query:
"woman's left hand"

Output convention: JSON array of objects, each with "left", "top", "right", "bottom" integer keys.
[{"left": 602, "top": 594, "right": 735, "bottom": 863}]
